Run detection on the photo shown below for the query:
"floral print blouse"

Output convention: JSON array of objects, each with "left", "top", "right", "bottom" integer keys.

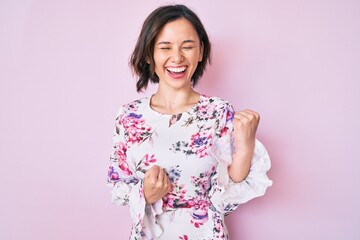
[{"left": 107, "top": 94, "right": 272, "bottom": 239}]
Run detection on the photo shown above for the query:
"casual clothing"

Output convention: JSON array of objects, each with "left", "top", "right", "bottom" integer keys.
[{"left": 107, "top": 94, "right": 272, "bottom": 239}]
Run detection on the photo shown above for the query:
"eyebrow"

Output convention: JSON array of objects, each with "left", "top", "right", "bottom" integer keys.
[{"left": 156, "top": 40, "right": 196, "bottom": 45}]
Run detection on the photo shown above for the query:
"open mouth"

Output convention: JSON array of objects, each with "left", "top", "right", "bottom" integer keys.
[{"left": 166, "top": 66, "right": 187, "bottom": 75}]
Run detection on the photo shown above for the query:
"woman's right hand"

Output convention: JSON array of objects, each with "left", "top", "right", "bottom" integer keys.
[{"left": 143, "top": 165, "right": 172, "bottom": 204}]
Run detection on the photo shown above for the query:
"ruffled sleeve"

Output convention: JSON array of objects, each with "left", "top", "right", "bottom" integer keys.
[
  {"left": 107, "top": 107, "right": 162, "bottom": 239},
  {"left": 209, "top": 102, "right": 272, "bottom": 215}
]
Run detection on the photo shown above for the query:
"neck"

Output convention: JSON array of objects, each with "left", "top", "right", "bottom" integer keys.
[{"left": 150, "top": 86, "right": 200, "bottom": 115}]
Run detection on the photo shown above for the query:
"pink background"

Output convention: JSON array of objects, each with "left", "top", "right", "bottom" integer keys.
[{"left": 1, "top": 0, "right": 359, "bottom": 239}]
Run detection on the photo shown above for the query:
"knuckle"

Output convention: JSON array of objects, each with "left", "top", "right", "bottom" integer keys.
[
  {"left": 234, "top": 122, "right": 243, "bottom": 129},
  {"left": 242, "top": 118, "right": 249, "bottom": 124}
]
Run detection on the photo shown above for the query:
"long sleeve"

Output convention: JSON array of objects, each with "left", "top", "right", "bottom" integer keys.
[
  {"left": 209, "top": 103, "right": 273, "bottom": 215},
  {"left": 107, "top": 107, "right": 147, "bottom": 239},
  {"left": 107, "top": 107, "right": 163, "bottom": 239}
]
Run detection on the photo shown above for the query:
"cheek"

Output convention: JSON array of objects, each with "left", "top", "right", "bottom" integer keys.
[
  {"left": 188, "top": 51, "right": 201, "bottom": 63},
  {"left": 153, "top": 54, "right": 167, "bottom": 68},
  {"left": 153, "top": 57, "right": 166, "bottom": 76},
  {"left": 190, "top": 54, "right": 201, "bottom": 68}
]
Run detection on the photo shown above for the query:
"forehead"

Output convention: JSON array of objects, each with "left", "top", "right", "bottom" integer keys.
[{"left": 155, "top": 18, "right": 200, "bottom": 42}]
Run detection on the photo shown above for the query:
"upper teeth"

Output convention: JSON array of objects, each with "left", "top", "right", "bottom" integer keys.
[{"left": 167, "top": 67, "right": 186, "bottom": 72}]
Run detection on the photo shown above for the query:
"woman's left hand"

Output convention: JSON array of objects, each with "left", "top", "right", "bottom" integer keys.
[
  {"left": 228, "top": 109, "right": 260, "bottom": 182},
  {"left": 233, "top": 109, "right": 260, "bottom": 153}
]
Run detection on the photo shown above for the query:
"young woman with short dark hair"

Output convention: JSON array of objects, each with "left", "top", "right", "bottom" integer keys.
[{"left": 107, "top": 5, "right": 272, "bottom": 239}]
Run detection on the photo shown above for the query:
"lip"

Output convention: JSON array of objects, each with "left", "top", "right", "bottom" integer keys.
[
  {"left": 165, "top": 66, "right": 188, "bottom": 80},
  {"left": 166, "top": 65, "right": 188, "bottom": 71}
]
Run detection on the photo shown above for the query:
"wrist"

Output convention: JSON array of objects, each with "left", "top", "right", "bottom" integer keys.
[{"left": 233, "top": 146, "right": 254, "bottom": 160}]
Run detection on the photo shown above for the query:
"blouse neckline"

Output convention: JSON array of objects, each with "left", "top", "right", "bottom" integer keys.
[{"left": 147, "top": 93, "right": 203, "bottom": 117}]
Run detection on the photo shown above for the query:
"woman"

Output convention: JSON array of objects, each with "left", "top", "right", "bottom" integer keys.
[{"left": 107, "top": 4, "right": 272, "bottom": 239}]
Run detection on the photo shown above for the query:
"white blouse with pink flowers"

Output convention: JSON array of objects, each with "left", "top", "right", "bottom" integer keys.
[{"left": 107, "top": 94, "right": 272, "bottom": 240}]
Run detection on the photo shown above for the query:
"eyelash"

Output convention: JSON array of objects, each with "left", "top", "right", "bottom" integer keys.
[{"left": 160, "top": 47, "right": 194, "bottom": 50}]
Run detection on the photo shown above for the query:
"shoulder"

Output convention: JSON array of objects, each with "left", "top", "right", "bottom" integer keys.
[
  {"left": 198, "top": 95, "right": 235, "bottom": 135},
  {"left": 200, "top": 94, "right": 234, "bottom": 112},
  {"left": 115, "top": 97, "right": 149, "bottom": 118}
]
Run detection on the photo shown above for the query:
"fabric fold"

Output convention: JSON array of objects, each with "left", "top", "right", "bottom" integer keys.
[
  {"left": 107, "top": 108, "right": 163, "bottom": 239},
  {"left": 142, "top": 199, "right": 164, "bottom": 238},
  {"left": 209, "top": 102, "right": 272, "bottom": 215},
  {"left": 210, "top": 139, "right": 273, "bottom": 215}
]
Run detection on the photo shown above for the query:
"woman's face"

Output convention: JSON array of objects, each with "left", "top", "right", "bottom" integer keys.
[{"left": 153, "top": 18, "right": 203, "bottom": 90}]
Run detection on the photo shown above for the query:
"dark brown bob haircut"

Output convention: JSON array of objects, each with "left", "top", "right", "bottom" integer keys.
[{"left": 130, "top": 4, "right": 211, "bottom": 92}]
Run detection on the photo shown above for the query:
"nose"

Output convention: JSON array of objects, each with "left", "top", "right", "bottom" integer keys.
[{"left": 171, "top": 48, "right": 184, "bottom": 63}]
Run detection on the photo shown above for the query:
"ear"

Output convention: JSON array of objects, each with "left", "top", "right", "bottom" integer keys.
[{"left": 198, "top": 42, "right": 204, "bottom": 62}]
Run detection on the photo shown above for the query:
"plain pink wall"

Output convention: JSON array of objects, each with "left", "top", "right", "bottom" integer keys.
[{"left": 1, "top": 0, "right": 359, "bottom": 239}]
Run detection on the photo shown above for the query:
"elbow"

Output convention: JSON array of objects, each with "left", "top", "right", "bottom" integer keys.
[{"left": 228, "top": 165, "right": 250, "bottom": 183}]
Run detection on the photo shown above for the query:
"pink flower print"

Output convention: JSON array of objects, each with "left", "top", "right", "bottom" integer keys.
[
  {"left": 139, "top": 184, "right": 144, "bottom": 198},
  {"left": 143, "top": 153, "right": 156, "bottom": 167},
  {"left": 218, "top": 109, "right": 234, "bottom": 137},
  {"left": 135, "top": 154, "right": 157, "bottom": 174},
  {"left": 115, "top": 141, "right": 132, "bottom": 175},
  {"left": 219, "top": 126, "right": 228, "bottom": 137},
  {"left": 189, "top": 197, "right": 211, "bottom": 211},
  {"left": 189, "top": 131, "right": 213, "bottom": 158},
  {"left": 108, "top": 166, "right": 119, "bottom": 181},
  {"left": 122, "top": 113, "right": 153, "bottom": 145},
  {"left": 215, "top": 222, "right": 222, "bottom": 232},
  {"left": 116, "top": 142, "right": 127, "bottom": 162},
  {"left": 187, "top": 199, "right": 195, "bottom": 207},
  {"left": 190, "top": 219, "right": 204, "bottom": 228},
  {"left": 212, "top": 212, "right": 226, "bottom": 239},
  {"left": 191, "top": 208, "right": 209, "bottom": 224},
  {"left": 179, "top": 235, "right": 188, "bottom": 240},
  {"left": 123, "top": 100, "right": 141, "bottom": 112},
  {"left": 189, "top": 198, "right": 211, "bottom": 228},
  {"left": 119, "top": 161, "right": 132, "bottom": 176},
  {"left": 197, "top": 102, "right": 216, "bottom": 120},
  {"left": 191, "top": 167, "right": 215, "bottom": 197},
  {"left": 163, "top": 185, "right": 188, "bottom": 209},
  {"left": 226, "top": 109, "right": 234, "bottom": 121}
]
